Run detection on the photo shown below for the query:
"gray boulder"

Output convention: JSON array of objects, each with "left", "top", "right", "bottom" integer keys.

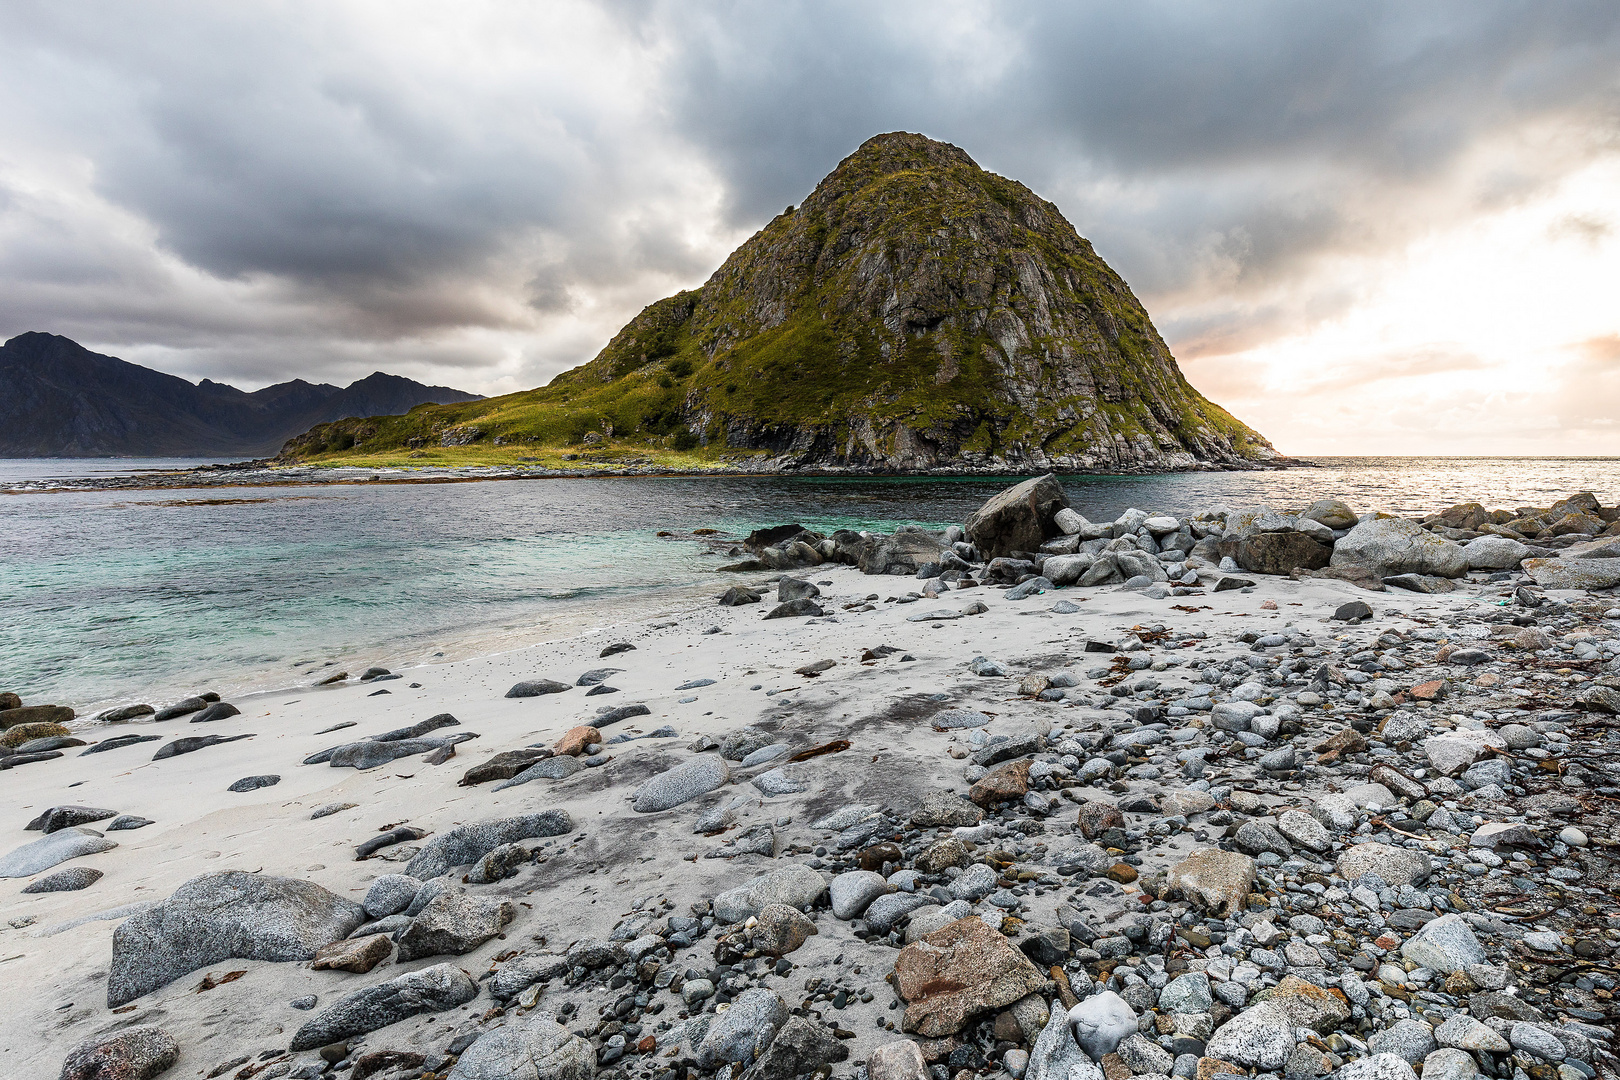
[
  {"left": 1331, "top": 517, "right": 1467, "bottom": 578},
  {"left": 396, "top": 891, "right": 517, "bottom": 961},
  {"left": 289, "top": 962, "right": 478, "bottom": 1051},
  {"left": 108, "top": 871, "right": 366, "bottom": 1006},
  {"left": 744, "top": 1014, "right": 849, "bottom": 1080},
  {"left": 1462, "top": 535, "right": 1532, "bottom": 570},
  {"left": 696, "top": 987, "right": 789, "bottom": 1068},
  {"left": 25, "top": 805, "right": 117, "bottom": 833},
  {"left": 506, "top": 679, "right": 572, "bottom": 698},
  {"left": 712, "top": 865, "right": 827, "bottom": 924},
  {"left": 1205, "top": 1002, "right": 1296, "bottom": 1069},
  {"left": 632, "top": 755, "right": 730, "bottom": 812},
  {"left": 1400, "top": 914, "right": 1486, "bottom": 973},
  {"left": 363, "top": 874, "right": 421, "bottom": 919},
  {"left": 449, "top": 1014, "right": 597, "bottom": 1080},
  {"left": 0, "top": 827, "right": 117, "bottom": 878},
  {"left": 1522, "top": 558, "right": 1620, "bottom": 590},
  {"left": 59, "top": 1025, "right": 180, "bottom": 1080},
  {"left": 1027, "top": 1007, "right": 1104, "bottom": 1080},
  {"left": 404, "top": 811, "right": 573, "bottom": 879}
]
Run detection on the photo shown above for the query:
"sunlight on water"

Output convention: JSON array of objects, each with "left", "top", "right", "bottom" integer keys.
[{"left": 3, "top": 457, "right": 1614, "bottom": 710}]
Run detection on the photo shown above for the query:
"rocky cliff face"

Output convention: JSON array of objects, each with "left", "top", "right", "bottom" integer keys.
[
  {"left": 557, "top": 132, "right": 1276, "bottom": 471},
  {"left": 0, "top": 333, "right": 481, "bottom": 457}
]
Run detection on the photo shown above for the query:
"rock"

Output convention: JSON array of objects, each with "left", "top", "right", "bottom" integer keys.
[
  {"left": 1214, "top": 576, "right": 1256, "bottom": 592},
  {"left": 830, "top": 870, "right": 893, "bottom": 919},
  {"left": 1434, "top": 1015, "right": 1510, "bottom": 1052},
  {"left": 553, "top": 726, "right": 603, "bottom": 756},
  {"left": 750, "top": 903, "right": 817, "bottom": 956},
  {"left": 328, "top": 735, "right": 468, "bottom": 770},
  {"left": 151, "top": 733, "right": 253, "bottom": 760},
  {"left": 1522, "top": 558, "right": 1620, "bottom": 590},
  {"left": 108, "top": 870, "right": 366, "bottom": 1006},
  {"left": 312, "top": 933, "right": 394, "bottom": 974},
  {"left": 498, "top": 756, "right": 581, "bottom": 787},
  {"left": 289, "top": 962, "right": 479, "bottom": 1051},
  {"left": 362, "top": 874, "right": 420, "bottom": 919},
  {"left": 1368, "top": 1019, "right": 1437, "bottom": 1064},
  {"left": 0, "top": 827, "right": 117, "bottom": 878},
  {"left": 396, "top": 891, "right": 516, "bottom": 961},
  {"left": 227, "top": 774, "right": 280, "bottom": 792},
  {"left": 1166, "top": 848, "right": 1256, "bottom": 917},
  {"left": 1027, "top": 1008, "right": 1104, "bottom": 1080},
  {"left": 1276, "top": 810, "right": 1330, "bottom": 852},
  {"left": 153, "top": 697, "right": 210, "bottom": 721},
  {"left": 460, "top": 748, "right": 549, "bottom": 785},
  {"left": 1421, "top": 1049, "right": 1479, "bottom": 1080},
  {"left": 0, "top": 721, "right": 72, "bottom": 748},
  {"left": 1462, "top": 535, "right": 1532, "bottom": 570},
  {"left": 777, "top": 577, "right": 820, "bottom": 602},
  {"left": 892, "top": 917, "right": 1048, "bottom": 1037},
  {"left": 1205, "top": 1002, "right": 1295, "bottom": 1069},
  {"left": 632, "top": 755, "right": 730, "bottom": 812},
  {"left": 107, "top": 815, "right": 154, "bottom": 831},
  {"left": 1043, "top": 554, "right": 1094, "bottom": 585},
  {"left": 1331, "top": 517, "right": 1467, "bottom": 578},
  {"left": 764, "top": 597, "right": 825, "bottom": 619},
  {"left": 1069, "top": 989, "right": 1138, "bottom": 1060},
  {"left": 403, "top": 811, "right": 572, "bottom": 880},
  {"left": 696, "top": 987, "right": 790, "bottom": 1068},
  {"left": 1469, "top": 821, "right": 1538, "bottom": 848},
  {"left": 1116, "top": 1034, "right": 1174, "bottom": 1076},
  {"left": 188, "top": 701, "right": 240, "bottom": 723},
  {"left": 1333, "top": 600, "right": 1374, "bottom": 621},
  {"left": 1382, "top": 574, "right": 1457, "bottom": 594},
  {"left": 59, "top": 1025, "right": 180, "bottom": 1080},
  {"left": 1331, "top": 1054, "right": 1418, "bottom": 1080},
  {"left": 26, "top": 805, "right": 118, "bottom": 833},
  {"left": 506, "top": 679, "right": 572, "bottom": 698},
  {"left": 1077, "top": 801, "right": 1125, "bottom": 839},
  {"left": 21, "top": 866, "right": 104, "bottom": 893},
  {"left": 1400, "top": 914, "right": 1486, "bottom": 973},
  {"left": 863, "top": 893, "right": 935, "bottom": 934},
  {"left": 720, "top": 586, "right": 762, "bottom": 607},
  {"left": 0, "top": 703, "right": 74, "bottom": 728},
  {"left": 357, "top": 826, "right": 428, "bottom": 859},
  {"left": 80, "top": 734, "right": 162, "bottom": 756},
  {"left": 1336, "top": 843, "right": 1432, "bottom": 887},
  {"left": 868, "top": 1040, "right": 931, "bottom": 1080},
  {"left": 1159, "top": 972, "right": 1213, "bottom": 1014},
  {"left": 1218, "top": 532, "right": 1331, "bottom": 576},
  {"left": 911, "top": 791, "right": 984, "bottom": 826},
  {"left": 969, "top": 758, "right": 1032, "bottom": 807},
  {"left": 712, "top": 865, "right": 828, "bottom": 924},
  {"left": 1264, "top": 975, "right": 1349, "bottom": 1032},
  {"left": 1508, "top": 1023, "right": 1565, "bottom": 1061},
  {"left": 948, "top": 863, "right": 998, "bottom": 902},
  {"left": 742, "top": 1014, "right": 848, "bottom": 1080},
  {"left": 1303, "top": 499, "right": 1359, "bottom": 529},
  {"left": 965, "top": 474, "right": 1071, "bottom": 561}
]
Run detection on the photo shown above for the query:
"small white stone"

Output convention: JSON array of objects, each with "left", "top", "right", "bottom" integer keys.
[{"left": 1558, "top": 826, "right": 1588, "bottom": 847}]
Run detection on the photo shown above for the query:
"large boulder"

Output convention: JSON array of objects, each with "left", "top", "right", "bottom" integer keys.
[
  {"left": 633, "top": 755, "right": 731, "bottom": 812},
  {"left": 404, "top": 811, "right": 573, "bottom": 879},
  {"left": 965, "top": 475, "right": 1070, "bottom": 560},
  {"left": 695, "top": 987, "right": 790, "bottom": 1068},
  {"left": 712, "top": 865, "right": 827, "bottom": 924},
  {"left": 0, "top": 703, "right": 74, "bottom": 729},
  {"left": 289, "top": 963, "right": 478, "bottom": 1051},
  {"left": 1461, "top": 535, "right": 1532, "bottom": 570},
  {"left": 1165, "top": 848, "right": 1256, "bottom": 917},
  {"left": 59, "top": 1025, "right": 180, "bottom": 1080},
  {"left": 1331, "top": 518, "right": 1467, "bottom": 578},
  {"left": 0, "top": 827, "right": 117, "bottom": 878},
  {"left": 108, "top": 871, "right": 366, "bottom": 1006},
  {"left": 1522, "top": 558, "right": 1620, "bottom": 590},
  {"left": 448, "top": 1013, "right": 597, "bottom": 1080},
  {"left": 1302, "top": 499, "right": 1358, "bottom": 530},
  {"left": 891, "top": 917, "right": 1048, "bottom": 1036},
  {"left": 855, "top": 531, "right": 950, "bottom": 576},
  {"left": 396, "top": 891, "right": 517, "bottom": 961},
  {"left": 1218, "top": 531, "right": 1332, "bottom": 575}
]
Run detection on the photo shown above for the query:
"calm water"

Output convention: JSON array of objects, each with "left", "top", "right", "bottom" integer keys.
[{"left": 3, "top": 457, "right": 1615, "bottom": 711}]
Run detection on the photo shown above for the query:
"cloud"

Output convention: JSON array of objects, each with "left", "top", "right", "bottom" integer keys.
[{"left": 0, "top": 0, "right": 1615, "bottom": 427}]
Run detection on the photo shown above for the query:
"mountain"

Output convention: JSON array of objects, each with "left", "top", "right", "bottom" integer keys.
[
  {"left": 0, "top": 332, "right": 482, "bottom": 458},
  {"left": 281, "top": 132, "right": 1277, "bottom": 471}
]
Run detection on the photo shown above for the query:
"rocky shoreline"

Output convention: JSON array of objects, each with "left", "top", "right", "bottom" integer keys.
[{"left": 3, "top": 476, "right": 1618, "bottom": 1080}]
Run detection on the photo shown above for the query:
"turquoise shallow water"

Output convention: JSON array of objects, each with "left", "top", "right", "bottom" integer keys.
[{"left": 2, "top": 457, "right": 1615, "bottom": 710}]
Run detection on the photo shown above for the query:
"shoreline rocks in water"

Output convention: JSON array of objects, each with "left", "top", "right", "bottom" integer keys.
[{"left": 8, "top": 475, "right": 1620, "bottom": 1080}]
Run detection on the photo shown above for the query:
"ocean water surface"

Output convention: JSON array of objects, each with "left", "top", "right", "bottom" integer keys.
[{"left": 3, "top": 456, "right": 1615, "bottom": 711}]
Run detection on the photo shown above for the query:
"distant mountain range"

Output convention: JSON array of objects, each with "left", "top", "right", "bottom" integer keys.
[{"left": 0, "top": 332, "right": 482, "bottom": 457}]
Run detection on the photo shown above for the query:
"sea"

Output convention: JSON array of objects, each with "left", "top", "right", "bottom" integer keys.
[{"left": 3, "top": 456, "right": 1616, "bottom": 712}]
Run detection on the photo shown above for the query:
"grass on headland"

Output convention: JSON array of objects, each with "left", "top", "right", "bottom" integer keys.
[{"left": 288, "top": 443, "right": 769, "bottom": 472}]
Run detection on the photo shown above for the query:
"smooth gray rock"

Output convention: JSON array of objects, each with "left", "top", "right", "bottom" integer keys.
[
  {"left": 1508, "top": 1023, "right": 1567, "bottom": 1061},
  {"left": 695, "top": 987, "right": 788, "bottom": 1068},
  {"left": 1068, "top": 989, "right": 1137, "bottom": 1060},
  {"left": 1421, "top": 1049, "right": 1479, "bottom": 1080},
  {"left": 745, "top": 1014, "right": 849, "bottom": 1080},
  {"left": 1337, "top": 843, "right": 1432, "bottom": 887},
  {"left": 632, "top": 755, "right": 730, "bottom": 812},
  {"left": 22, "top": 866, "right": 103, "bottom": 893},
  {"left": 712, "top": 865, "right": 827, "bottom": 924},
  {"left": 752, "top": 767, "right": 808, "bottom": 796},
  {"left": 1026, "top": 1007, "right": 1104, "bottom": 1080},
  {"left": 188, "top": 701, "right": 241, "bottom": 723},
  {"left": 362, "top": 874, "right": 420, "bottom": 919},
  {"left": 59, "top": 1025, "right": 179, "bottom": 1080},
  {"left": 108, "top": 870, "right": 365, "bottom": 1006},
  {"left": 496, "top": 755, "right": 581, "bottom": 789},
  {"left": 328, "top": 735, "right": 467, "bottom": 769},
  {"left": 1369, "top": 1019, "right": 1438, "bottom": 1064},
  {"left": 449, "top": 1013, "right": 597, "bottom": 1080},
  {"left": 488, "top": 955, "right": 569, "bottom": 1001},
  {"left": 1331, "top": 517, "right": 1467, "bottom": 578},
  {"left": 404, "top": 811, "right": 573, "bottom": 880},
  {"left": 1157, "top": 971, "right": 1213, "bottom": 1013},
  {"left": 506, "top": 679, "right": 572, "bottom": 698},
  {"left": 227, "top": 774, "right": 280, "bottom": 792},
  {"left": 1434, "top": 1015, "right": 1510, "bottom": 1052},
  {"left": 0, "top": 827, "right": 117, "bottom": 878},
  {"left": 1332, "top": 1054, "right": 1418, "bottom": 1080},
  {"left": 289, "top": 962, "right": 478, "bottom": 1051},
  {"left": 1400, "top": 914, "right": 1486, "bottom": 973},
  {"left": 829, "top": 870, "right": 891, "bottom": 920},
  {"left": 862, "top": 893, "right": 933, "bottom": 934}
]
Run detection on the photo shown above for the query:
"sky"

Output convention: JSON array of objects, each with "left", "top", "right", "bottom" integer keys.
[{"left": 1, "top": 2, "right": 1618, "bottom": 456}]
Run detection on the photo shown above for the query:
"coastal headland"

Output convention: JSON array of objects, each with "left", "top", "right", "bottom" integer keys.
[{"left": 4, "top": 476, "right": 1619, "bottom": 1079}]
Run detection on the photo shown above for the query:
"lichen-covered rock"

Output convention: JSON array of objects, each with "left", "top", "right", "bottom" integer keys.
[
  {"left": 1165, "top": 848, "right": 1256, "bottom": 917},
  {"left": 59, "top": 1025, "right": 179, "bottom": 1080},
  {"left": 1331, "top": 517, "right": 1467, "bottom": 578},
  {"left": 448, "top": 1013, "right": 596, "bottom": 1080},
  {"left": 108, "top": 871, "right": 366, "bottom": 1006},
  {"left": 632, "top": 756, "right": 730, "bottom": 812}
]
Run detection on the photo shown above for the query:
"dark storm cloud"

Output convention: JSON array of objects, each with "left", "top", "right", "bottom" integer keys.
[{"left": 0, "top": 1, "right": 1616, "bottom": 392}]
